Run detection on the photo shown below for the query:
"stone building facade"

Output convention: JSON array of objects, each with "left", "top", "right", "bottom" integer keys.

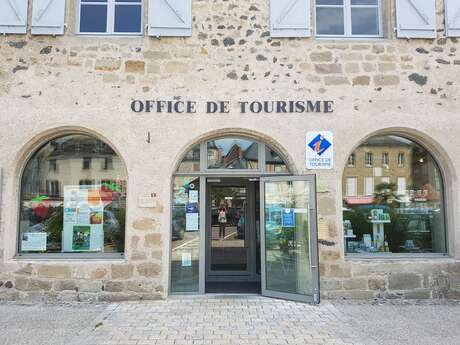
[{"left": 0, "top": 0, "right": 460, "bottom": 302}]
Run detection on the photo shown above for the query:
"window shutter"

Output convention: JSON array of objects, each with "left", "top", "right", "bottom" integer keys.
[
  {"left": 396, "top": 0, "right": 436, "bottom": 39},
  {"left": 270, "top": 0, "right": 310, "bottom": 37},
  {"left": 0, "top": 0, "right": 28, "bottom": 34},
  {"left": 148, "top": 0, "right": 192, "bottom": 37},
  {"left": 31, "top": 0, "right": 66, "bottom": 35},
  {"left": 446, "top": 0, "right": 460, "bottom": 37}
]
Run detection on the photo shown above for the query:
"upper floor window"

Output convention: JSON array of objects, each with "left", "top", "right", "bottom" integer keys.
[
  {"left": 347, "top": 153, "right": 356, "bottom": 167},
  {"left": 382, "top": 152, "right": 389, "bottom": 166},
  {"left": 78, "top": 0, "right": 143, "bottom": 35},
  {"left": 315, "top": 0, "right": 382, "bottom": 37},
  {"left": 398, "top": 152, "right": 405, "bottom": 167},
  {"left": 365, "top": 152, "right": 373, "bottom": 167}
]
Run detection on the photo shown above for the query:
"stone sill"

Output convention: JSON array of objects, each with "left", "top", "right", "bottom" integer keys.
[
  {"left": 345, "top": 253, "right": 454, "bottom": 262},
  {"left": 12, "top": 253, "right": 125, "bottom": 263}
]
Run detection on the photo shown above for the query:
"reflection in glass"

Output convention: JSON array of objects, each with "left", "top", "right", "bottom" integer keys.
[
  {"left": 264, "top": 180, "right": 313, "bottom": 296},
  {"left": 316, "top": 7, "right": 345, "bottom": 35},
  {"left": 80, "top": 4, "right": 108, "bottom": 33},
  {"left": 265, "top": 146, "right": 288, "bottom": 173},
  {"left": 171, "top": 176, "right": 200, "bottom": 293},
  {"left": 19, "top": 134, "right": 127, "bottom": 254},
  {"left": 177, "top": 145, "right": 200, "bottom": 173},
  {"left": 210, "top": 186, "right": 247, "bottom": 271},
  {"left": 351, "top": 8, "right": 379, "bottom": 35},
  {"left": 342, "top": 135, "right": 446, "bottom": 255},
  {"left": 207, "top": 138, "right": 258, "bottom": 169},
  {"left": 114, "top": 2, "right": 142, "bottom": 33}
]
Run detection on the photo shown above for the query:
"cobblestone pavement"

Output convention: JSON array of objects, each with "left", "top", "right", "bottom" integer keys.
[{"left": 1, "top": 297, "right": 460, "bottom": 345}]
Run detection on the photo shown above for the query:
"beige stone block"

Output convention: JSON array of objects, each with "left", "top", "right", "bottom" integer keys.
[
  {"left": 151, "top": 250, "right": 163, "bottom": 260},
  {"left": 145, "top": 233, "right": 162, "bottom": 248},
  {"left": 136, "top": 263, "right": 161, "bottom": 277},
  {"left": 298, "top": 63, "right": 312, "bottom": 71},
  {"left": 320, "top": 278, "right": 342, "bottom": 291},
  {"left": 378, "top": 63, "right": 397, "bottom": 72},
  {"left": 352, "top": 44, "right": 371, "bottom": 51},
  {"left": 126, "top": 75, "right": 136, "bottom": 84},
  {"left": 373, "top": 75, "right": 400, "bottom": 86},
  {"left": 94, "top": 58, "right": 121, "bottom": 71},
  {"left": 143, "top": 50, "right": 171, "bottom": 59},
  {"left": 165, "top": 61, "right": 188, "bottom": 74},
  {"left": 54, "top": 280, "right": 77, "bottom": 291},
  {"left": 133, "top": 218, "right": 155, "bottom": 230},
  {"left": 15, "top": 264, "right": 34, "bottom": 275},
  {"left": 388, "top": 273, "right": 422, "bottom": 290},
  {"left": 310, "top": 51, "right": 333, "bottom": 62},
  {"left": 362, "top": 62, "right": 375, "bottom": 72},
  {"left": 320, "top": 250, "right": 341, "bottom": 261},
  {"left": 90, "top": 268, "right": 107, "bottom": 280},
  {"left": 104, "top": 281, "right": 124, "bottom": 292},
  {"left": 324, "top": 76, "right": 349, "bottom": 85},
  {"left": 38, "top": 265, "right": 71, "bottom": 279},
  {"left": 368, "top": 278, "right": 386, "bottom": 290},
  {"left": 343, "top": 278, "right": 368, "bottom": 290},
  {"left": 147, "top": 63, "right": 160, "bottom": 74},
  {"left": 352, "top": 76, "right": 370, "bottom": 86},
  {"left": 340, "top": 53, "right": 363, "bottom": 61},
  {"left": 125, "top": 60, "right": 145, "bottom": 73},
  {"left": 131, "top": 235, "right": 140, "bottom": 249},
  {"left": 315, "top": 64, "right": 342, "bottom": 74},
  {"left": 14, "top": 277, "right": 29, "bottom": 291},
  {"left": 379, "top": 54, "right": 397, "bottom": 62},
  {"left": 345, "top": 63, "right": 360, "bottom": 73},
  {"left": 111, "top": 264, "right": 134, "bottom": 279},
  {"left": 328, "top": 264, "right": 351, "bottom": 278},
  {"left": 103, "top": 73, "right": 119, "bottom": 83},
  {"left": 131, "top": 251, "right": 147, "bottom": 261},
  {"left": 127, "top": 280, "right": 155, "bottom": 293},
  {"left": 77, "top": 280, "right": 102, "bottom": 293},
  {"left": 29, "top": 279, "right": 52, "bottom": 291}
]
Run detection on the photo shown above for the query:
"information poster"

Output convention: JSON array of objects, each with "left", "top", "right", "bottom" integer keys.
[
  {"left": 281, "top": 208, "right": 295, "bottom": 228},
  {"left": 182, "top": 252, "right": 192, "bottom": 267},
  {"left": 185, "top": 202, "right": 199, "bottom": 231},
  {"left": 21, "top": 232, "right": 47, "bottom": 251},
  {"left": 63, "top": 185, "right": 104, "bottom": 252},
  {"left": 306, "top": 131, "right": 334, "bottom": 169}
]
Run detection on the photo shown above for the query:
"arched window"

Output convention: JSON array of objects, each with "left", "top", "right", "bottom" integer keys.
[
  {"left": 19, "top": 134, "right": 127, "bottom": 255},
  {"left": 343, "top": 135, "right": 447, "bottom": 255}
]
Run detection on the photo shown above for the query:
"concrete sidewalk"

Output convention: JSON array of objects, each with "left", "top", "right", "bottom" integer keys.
[{"left": 1, "top": 297, "right": 460, "bottom": 345}]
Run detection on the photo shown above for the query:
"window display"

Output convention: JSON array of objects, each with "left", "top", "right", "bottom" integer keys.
[
  {"left": 19, "top": 134, "right": 127, "bottom": 254},
  {"left": 342, "top": 135, "right": 446, "bottom": 254}
]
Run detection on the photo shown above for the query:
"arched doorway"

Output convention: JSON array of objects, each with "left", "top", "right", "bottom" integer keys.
[{"left": 170, "top": 135, "right": 319, "bottom": 303}]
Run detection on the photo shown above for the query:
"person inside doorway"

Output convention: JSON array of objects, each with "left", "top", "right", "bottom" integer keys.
[{"left": 218, "top": 204, "right": 227, "bottom": 240}]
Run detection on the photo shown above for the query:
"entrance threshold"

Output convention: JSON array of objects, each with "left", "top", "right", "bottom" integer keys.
[{"left": 205, "top": 281, "right": 261, "bottom": 294}]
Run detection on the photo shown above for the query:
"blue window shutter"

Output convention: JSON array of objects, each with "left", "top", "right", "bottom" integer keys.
[
  {"left": 31, "top": 0, "right": 66, "bottom": 35},
  {"left": 0, "top": 0, "right": 28, "bottom": 34},
  {"left": 446, "top": 0, "right": 460, "bottom": 37},
  {"left": 148, "top": 0, "right": 192, "bottom": 37},
  {"left": 270, "top": 0, "right": 310, "bottom": 38},
  {"left": 396, "top": 0, "right": 436, "bottom": 39}
]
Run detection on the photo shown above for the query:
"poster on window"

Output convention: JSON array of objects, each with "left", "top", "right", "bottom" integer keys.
[
  {"left": 21, "top": 232, "right": 47, "bottom": 251},
  {"left": 281, "top": 208, "right": 295, "bottom": 228},
  {"left": 63, "top": 185, "right": 104, "bottom": 252}
]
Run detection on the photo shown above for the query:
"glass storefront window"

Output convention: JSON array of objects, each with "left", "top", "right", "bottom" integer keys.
[
  {"left": 171, "top": 176, "right": 200, "bottom": 293},
  {"left": 342, "top": 135, "right": 446, "bottom": 255},
  {"left": 265, "top": 146, "right": 288, "bottom": 173},
  {"left": 19, "top": 134, "right": 127, "bottom": 254},
  {"left": 207, "top": 138, "right": 258, "bottom": 169},
  {"left": 177, "top": 144, "right": 200, "bottom": 173}
]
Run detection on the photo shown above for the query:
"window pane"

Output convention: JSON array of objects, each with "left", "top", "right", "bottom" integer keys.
[
  {"left": 114, "top": 5, "right": 142, "bottom": 33},
  {"left": 351, "top": 0, "right": 377, "bottom": 5},
  {"left": 207, "top": 138, "right": 258, "bottom": 169},
  {"left": 171, "top": 176, "right": 200, "bottom": 293},
  {"left": 343, "top": 135, "right": 447, "bottom": 255},
  {"left": 316, "top": 7, "right": 345, "bottom": 35},
  {"left": 177, "top": 145, "right": 200, "bottom": 173},
  {"left": 265, "top": 146, "right": 288, "bottom": 173},
  {"left": 317, "top": 0, "right": 343, "bottom": 4},
  {"left": 351, "top": 8, "right": 379, "bottom": 35},
  {"left": 19, "top": 134, "right": 127, "bottom": 254},
  {"left": 80, "top": 5, "right": 108, "bottom": 33}
]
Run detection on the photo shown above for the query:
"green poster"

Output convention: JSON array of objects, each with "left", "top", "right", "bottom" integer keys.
[{"left": 72, "top": 225, "right": 91, "bottom": 251}]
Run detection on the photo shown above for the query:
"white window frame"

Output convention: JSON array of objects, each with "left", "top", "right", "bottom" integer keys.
[
  {"left": 382, "top": 152, "right": 389, "bottom": 166},
  {"left": 346, "top": 177, "right": 358, "bottom": 196},
  {"left": 347, "top": 153, "right": 356, "bottom": 167},
  {"left": 315, "top": 0, "right": 383, "bottom": 38},
  {"left": 397, "top": 176, "right": 406, "bottom": 196},
  {"left": 76, "top": 0, "right": 144, "bottom": 36},
  {"left": 364, "top": 176, "right": 374, "bottom": 196},
  {"left": 365, "top": 152, "right": 373, "bottom": 167},
  {"left": 397, "top": 152, "right": 405, "bottom": 167}
]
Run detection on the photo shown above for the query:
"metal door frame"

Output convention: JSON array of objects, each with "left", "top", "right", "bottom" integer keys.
[
  {"left": 205, "top": 177, "right": 259, "bottom": 283},
  {"left": 259, "top": 175, "right": 320, "bottom": 303}
]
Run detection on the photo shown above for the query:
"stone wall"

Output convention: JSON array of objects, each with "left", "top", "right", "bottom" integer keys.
[{"left": 0, "top": 0, "right": 460, "bottom": 301}]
